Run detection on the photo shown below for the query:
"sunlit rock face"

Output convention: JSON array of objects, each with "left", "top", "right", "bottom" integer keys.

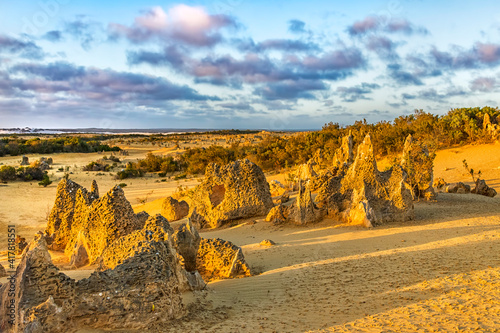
[
  {"left": 316, "top": 134, "right": 414, "bottom": 227},
  {"left": 189, "top": 159, "right": 274, "bottom": 228}
]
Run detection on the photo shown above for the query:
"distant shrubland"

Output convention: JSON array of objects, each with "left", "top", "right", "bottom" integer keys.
[{"left": 0, "top": 136, "right": 120, "bottom": 156}]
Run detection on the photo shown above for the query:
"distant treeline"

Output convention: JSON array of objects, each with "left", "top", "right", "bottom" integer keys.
[{"left": 0, "top": 136, "right": 120, "bottom": 156}]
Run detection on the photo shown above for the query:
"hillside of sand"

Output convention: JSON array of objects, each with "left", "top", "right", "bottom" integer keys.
[{"left": 1, "top": 141, "right": 500, "bottom": 332}]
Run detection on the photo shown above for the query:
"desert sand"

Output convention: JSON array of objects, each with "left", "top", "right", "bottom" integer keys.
[{"left": 1, "top": 141, "right": 500, "bottom": 332}]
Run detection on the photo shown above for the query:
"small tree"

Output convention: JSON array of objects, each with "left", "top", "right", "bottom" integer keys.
[{"left": 463, "top": 159, "right": 481, "bottom": 183}]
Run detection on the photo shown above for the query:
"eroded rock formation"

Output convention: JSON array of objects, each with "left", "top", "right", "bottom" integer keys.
[
  {"left": 472, "top": 179, "right": 497, "bottom": 197},
  {"left": 288, "top": 180, "right": 322, "bottom": 225},
  {"left": 65, "top": 185, "right": 142, "bottom": 263},
  {"left": 162, "top": 196, "right": 189, "bottom": 221},
  {"left": 400, "top": 134, "right": 436, "bottom": 200},
  {"left": 189, "top": 159, "right": 274, "bottom": 228},
  {"left": 265, "top": 204, "right": 289, "bottom": 224},
  {"left": 0, "top": 231, "right": 186, "bottom": 332},
  {"left": 332, "top": 131, "right": 354, "bottom": 169},
  {"left": 269, "top": 180, "right": 286, "bottom": 197},
  {"left": 196, "top": 238, "right": 251, "bottom": 281},
  {"left": 46, "top": 179, "right": 93, "bottom": 250},
  {"left": 316, "top": 133, "right": 414, "bottom": 227}
]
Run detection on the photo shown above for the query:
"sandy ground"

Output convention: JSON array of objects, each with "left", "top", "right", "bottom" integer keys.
[{"left": 1, "top": 141, "right": 500, "bottom": 332}]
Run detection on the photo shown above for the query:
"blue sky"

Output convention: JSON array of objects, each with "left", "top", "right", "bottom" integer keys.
[{"left": 1, "top": 0, "right": 500, "bottom": 129}]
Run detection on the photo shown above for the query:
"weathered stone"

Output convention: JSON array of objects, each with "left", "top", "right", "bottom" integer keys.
[
  {"left": 472, "top": 179, "right": 497, "bottom": 197},
  {"left": 162, "top": 196, "right": 189, "bottom": 221},
  {"left": 265, "top": 204, "right": 289, "bottom": 224},
  {"left": 433, "top": 177, "right": 447, "bottom": 191},
  {"left": 445, "top": 182, "right": 470, "bottom": 194},
  {"left": 135, "top": 210, "right": 150, "bottom": 226},
  {"left": 15, "top": 235, "right": 28, "bottom": 254},
  {"left": 171, "top": 219, "right": 200, "bottom": 272},
  {"left": 295, "top": 161, "right": 317, "bottom": 181},
  {"left": 90, "top": 179, "right": 99, "bottom": 200},
  {"left": 0, "top": 264, "right": 6, "bottom": 278},
  {"left": 278, "top": 192, "right": 290, "bottom": 204},
  {"left": 332, "top": 132, "right": 354, "bottom": 168},
  {"left": 65, "top": 185, "right": 142, "bottom": 263},
  {"left": 316, "top": 133, "right": 414, "bottom": 227},
  {"left": 401, "top": 134, "right": 436, "bottom": 200},
  {"left": 269, "top": 180, "right": 286, "bottom": 197},
  {"left": 46, "top": 179, "right": 91, "bottom": 250},
  {"left": 69, "top": 231, "right": 89, "bottom": 268},
  {"left": 75, "top": 240, "right": 186, "bottom": 329},
  {"left": 197, "top": 238, "right": 251, "bottom": 281},
  {"left": 20, "top": 155, "right": 29, "bottom": 165},
  {"left": 289, "top": 180, "right": 322, "bottom": 225},
  {"left": 189, "top": 159, "right": 274, "bottom": 228},
  {"left": 260, "top": 239, "right": 276, "bottom": 246},
  {"left": 0, "top": 233, "right": 77, "bottom": 332}
]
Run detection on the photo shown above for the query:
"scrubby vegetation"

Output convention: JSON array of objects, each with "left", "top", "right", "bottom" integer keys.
[
  {"left": 0, "top": 165, "right": 48, "bottom": 182},
  {"left": 0, "top": 136, "right": 120, "bottom": 157}
]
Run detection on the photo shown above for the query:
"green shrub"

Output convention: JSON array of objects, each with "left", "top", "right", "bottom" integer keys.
[
  {"left": 38, "top": 175, "right": 52, "bottom": 187},
  {"left": 0, "top": 165, "right": 16, "bottom": 182}
]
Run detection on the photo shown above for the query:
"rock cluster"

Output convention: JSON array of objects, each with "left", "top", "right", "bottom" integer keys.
[
  {"left": 316, "top": 133, "right": 414, "bottom": 227},
  {"left": 0, "top": 232, "right": 186, "bottom": 332},
  {"left": 2, "top": 178, "right": 255, "bottom": 331},
  {"left": 196, "top": 238, "right": 252, "bottom": 281},
  {"left": 400, "top": 134, "right": 436, "bottom": 200},
  {"left": 161, "top": 196, "right": 189, "bottom": 221},
  {"left": 189, "top": 159, "right": 274, "bottom": 228},
  {"left": 445, "top": 182, "right": 471, "bottom": 194},
  {"left": 472, "top": 179, "right": 497, "bottom": 197}
]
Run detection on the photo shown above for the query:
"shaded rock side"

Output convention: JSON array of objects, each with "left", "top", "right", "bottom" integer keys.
[
  {"left": 316, "top": 133, "right": 414, "bottom": 227},
  {"left": 20, "top": 155, "right": 29, "bottom": 165},
  {"left": 472, "top": 179, "right": 497, "bottom": 197},
  {"left": 196, "top": 238, "right": 251, "bottom": 281},
  {"left": 75, "top": 239, "right": 186, "bottom": 330},
  {"left": 161, "top": 196, "right": 189, "bottom": 221},
  {"left": 400, "top": 134, "right": 436, "bottom": 200},
  {"left": 189, "top": 159, "right": 274, "bottom": 228},
  {"left": 288, "top": 180, "right": 322, "bottom": 225},
  {"left": 332, "top": 131, "right": 354, "bottom": 168},
  {"left": 171, "top": 219, "right": 200, "bottom": 272},
  {"left": 0, "top": 233, "right": 77, "bottom": 333}
]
